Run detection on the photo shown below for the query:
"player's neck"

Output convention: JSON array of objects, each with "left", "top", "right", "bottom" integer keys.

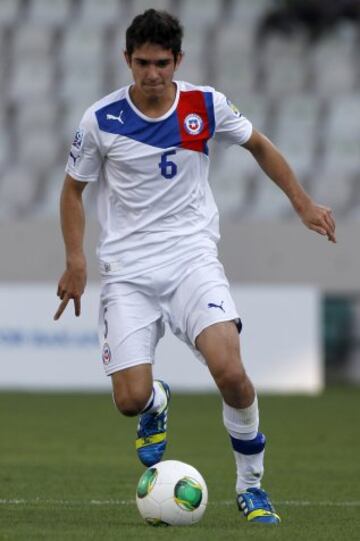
[{"left": 129, "top": 82, "right": 177, "bottom": 118}]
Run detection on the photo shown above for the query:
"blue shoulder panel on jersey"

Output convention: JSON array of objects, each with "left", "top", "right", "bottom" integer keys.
[
  {"left": 95, "top": 98, "right": 181, "bottom": 149},
  {"left": 203, "top": 91, "right": 215, "bottom": 138}
]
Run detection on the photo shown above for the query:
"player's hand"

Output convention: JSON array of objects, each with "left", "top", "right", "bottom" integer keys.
[
  {"left": 54, "top": 258, "right": 87, "bottom": 320},
  {"left": 297, "top": 201, "right": 336, "bottom": 243}
]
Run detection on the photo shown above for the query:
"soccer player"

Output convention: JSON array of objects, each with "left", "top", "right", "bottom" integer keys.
[{"left": 54, "top": 9, "right": 336, "bottom": 524}]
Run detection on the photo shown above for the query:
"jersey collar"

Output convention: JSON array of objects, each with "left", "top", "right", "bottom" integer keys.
[{"left": 125, "top": 81, "right": 180, "bottom": 123}]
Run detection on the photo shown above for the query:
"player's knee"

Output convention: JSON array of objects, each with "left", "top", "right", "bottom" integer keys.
[
  {"left": 216, "top": 365, "right": 248, "bottom": 395},
  {"left": 112, "top": 390, "right": 148, "bottom": 417}
]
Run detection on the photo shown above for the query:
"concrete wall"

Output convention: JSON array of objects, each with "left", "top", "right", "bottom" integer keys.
[{"left": 1, "top": 219, "right": 358, "bottom": 292}]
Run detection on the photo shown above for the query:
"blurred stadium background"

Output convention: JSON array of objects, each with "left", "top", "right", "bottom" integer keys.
[
  {"left": 1, "top": 2, "right": 360, "bottom": 539},
  {"left": 0, "top": 0, "right": 360, "bottom": 387}
]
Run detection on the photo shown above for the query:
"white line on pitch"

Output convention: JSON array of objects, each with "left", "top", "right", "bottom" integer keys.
[
  {"left": 276, "top": 500, "right": 360, "bottom": 507},
  {"left": 0, "top": 499, "right": 359, "bottom": 507}
]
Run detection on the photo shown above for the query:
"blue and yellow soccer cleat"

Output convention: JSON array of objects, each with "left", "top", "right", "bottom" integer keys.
[
  {"left": 135, "top": 380, "right": 171, "bottom": 467},
  {"left": 237, "top": 487, "right": 281, "bottom": 524}
]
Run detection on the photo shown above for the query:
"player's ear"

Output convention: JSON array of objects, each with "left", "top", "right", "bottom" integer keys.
[
  {"left": 174, "top": 51, "right": 184, "bottom": 71},
  {"left": 124, "top": 50, "right": 131, "bottom": 68}
]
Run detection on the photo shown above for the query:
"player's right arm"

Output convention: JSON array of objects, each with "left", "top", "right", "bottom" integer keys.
[
  {"left": 54, "top": 104, "right": 103, "bottom": 319},
  {"left": 212, "top": 89, "right": 336, "bottom": 242},
  {"left": 54, "top": 174, "right": 88, "bottom": 320}
]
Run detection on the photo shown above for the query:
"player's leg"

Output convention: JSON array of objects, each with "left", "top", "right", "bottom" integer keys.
[
  {"left": 166, "top": 259, "right": 280, "bottom": 523},
  {"left": 196, "top": 321, "right": 280, "bottom": 524},
  {"left": 111, "top": 365, "right": 171, "bottom": 467},
  {"left": 196, "top": 321, "right": 255, "bottom": 408},
  {"left": 99, "top": 281, "right": 170, "bottom": 467},
  {"left": 111, "top": 363, "right": 153, "bottom": 416},
  {"left": 195, "top": 322, "right": 265, "bottom": 488}
]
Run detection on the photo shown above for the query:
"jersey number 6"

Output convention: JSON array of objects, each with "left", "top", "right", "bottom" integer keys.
[{"left": 159, "top": 150, "right": 177, "bottom": 180}]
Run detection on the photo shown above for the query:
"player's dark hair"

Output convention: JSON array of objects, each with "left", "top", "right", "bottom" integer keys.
[{"left": 126, "top": 9, "right": 183, "bottom": 61}]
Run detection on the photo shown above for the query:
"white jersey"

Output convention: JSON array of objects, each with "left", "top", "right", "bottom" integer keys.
[{"left": 65, "top": 81, "right": 252, "bottom": 279}]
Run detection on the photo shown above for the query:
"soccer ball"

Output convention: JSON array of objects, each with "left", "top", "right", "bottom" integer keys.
[{"left": 136, "top": 460, "right": 208, "bottom": 526}]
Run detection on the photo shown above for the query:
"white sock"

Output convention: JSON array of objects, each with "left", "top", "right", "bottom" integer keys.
[
  {"left": 223, "top": 396, "right": 259, "bottom": 439},
  {"left": 223, "top": 396, "right": 266, "bottom": 493},
  {"left": 141, "top": 380, "right": 167, "bottom": 414}
]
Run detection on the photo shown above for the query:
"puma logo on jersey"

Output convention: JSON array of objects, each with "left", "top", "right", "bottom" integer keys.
[
  {"left": 208, "top": 301, "right": 225, "bottom": 313},
  {"left": 106, "top": 111, "right": 124, "bottom": 124},
  {"left": 69, "top": 151, "right": 79, "bottom": 165}
]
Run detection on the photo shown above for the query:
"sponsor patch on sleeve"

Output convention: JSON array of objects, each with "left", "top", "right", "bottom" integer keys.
[
  {"left": 226, "top": 98, "right": 242, "bottom": 118},
  {"left": 71, "top": 128, "right": 85, "bottom": 150},
  {"left": 68, "top": 128, "right": 85, "bottom": 166}
]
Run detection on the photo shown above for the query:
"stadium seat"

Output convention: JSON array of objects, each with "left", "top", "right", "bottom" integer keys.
[
  {"left": 322, "top": 94, "right": 360, "bottom": 172},
  {"left": 311, "top": 26, "right": 357, "bottom": 96},
  {"left": 112, "top": 22, "right": 127, "bottom": 55},
  {"left": 0, "top": 166, "right": 39, "bottom": 218},
  {"left": 230, "top": 0, "right": 269, "bottom": 26},
  {"left": 276, "top": 94, "right": 319, "bottom": 132},
  {"left": 32, "top": 166, "right": 65, "bottom": 219},
  {"left": 80, "top": 0, "right": 122, "bottom": 27},
  {"left": 216, "top": 23, "right": 255, "bottom": 95},
  {"left": 110, "top": 23, "right": 134, "bottom": 90},
  {"left": 274, "top": 135, "right": 314, "bottom": 179},
  {"left": 111, "top": 66, "right": 132, "bottom": 94},
  {"left": 15, "top": 100, "right": 59, "bottom": 136},
  {"left": 62, "top": 26, "right": 105, "bottom": 65},
  {"left": 34, "top": 165, "right": 98, "bottom": 219},
  {"left": 323, "top": 136, "right": 360, "bottom": 173},
  {"left": 0, "top": 122, "right": 9, "bottom": 171},
  {"left": 0, "top": 29, "right": 6, "bottom": 93},
  {"left": 0, "top": 0, "right": 21, "bottom": 26},
  {"left": 61, "top": 100, "right": 94, "bottom": 143},
  {"left": 273, "top": 95, "right": 319, "bottom": 175},
  {"left": 111, "top": 39, "right": 135, "bottom": 88},
  {"left": 261, "top": 34, "right": 307, "bottom": 95},
  {"left": 310, "top": 166, "right": 356, "bottom": 216},
  {"left": 132, "top": 0, "right": 172, "bottom": 18},
  {"left": 9, "top": 57, "right": 54, "bottom": 101},
  {"left": 177, "top": 30, "right": 207, "bottom": 85},
  {"left": 60, "top": 65, "right": 104, "bottom": 104},
  {"left": 231, "top": 94, "right": 268, "bottom": 135},
  {"left": 248, "top": 172, "right": 293, "bottom": 220},
  {"left": 12, "top": 24, "right": 54, "bottom": 58},
  {"left": 17, "top": 129, "right": 59, "bottom": 172},
  {"left": 180, "top": 0, "right": 223, "bottom": 28},
  {"left": 60, "top": 26, "right": 106, "bottom": 102},
  {"left": 326, "top": 94, "right": 360, "bottom": 139},
  {"left": 28, "top": 0, "right": 71, "bottom": 26},
  {"left": 348, "top": 203, "right": 360, "bottom": 222},
  {"left": 211, "top": 143, "right": 256, "bottom": 216},
  {"left": 1, "top": 0, "right": 359, "bottom": 222}
]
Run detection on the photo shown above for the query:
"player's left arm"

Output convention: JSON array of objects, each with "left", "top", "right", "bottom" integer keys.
[{"left": 243, "top": 128, "right": 336, "bottom": 243}]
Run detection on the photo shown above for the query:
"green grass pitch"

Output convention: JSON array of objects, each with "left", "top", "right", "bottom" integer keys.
[{"left": 0, "top": 387, "right": 359, "bottom": 540}]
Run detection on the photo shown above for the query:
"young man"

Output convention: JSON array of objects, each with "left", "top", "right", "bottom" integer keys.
[{"left": 54, "top": 9, "right": 336, "bottom": 524}]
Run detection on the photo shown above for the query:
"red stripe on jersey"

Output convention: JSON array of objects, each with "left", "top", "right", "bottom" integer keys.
[{"left": 176, "top": 90, "right": 211, "bottom": 153}]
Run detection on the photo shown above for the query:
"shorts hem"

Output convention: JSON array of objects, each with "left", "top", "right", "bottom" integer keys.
[
  {"left": 190, "top": 313, "right": 240, "bottom": 347},
  {"left": 104, "top": 358, "right": 153, "bottom": 376}
]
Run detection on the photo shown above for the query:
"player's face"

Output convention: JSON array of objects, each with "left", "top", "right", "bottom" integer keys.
[{"left": 125, "top": 43, "right": 182, "bottom": 99}]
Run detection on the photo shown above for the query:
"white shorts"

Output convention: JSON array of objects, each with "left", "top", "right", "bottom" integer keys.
[{"left": 98, "top": 255, "right": 240, "bottom": 375}]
